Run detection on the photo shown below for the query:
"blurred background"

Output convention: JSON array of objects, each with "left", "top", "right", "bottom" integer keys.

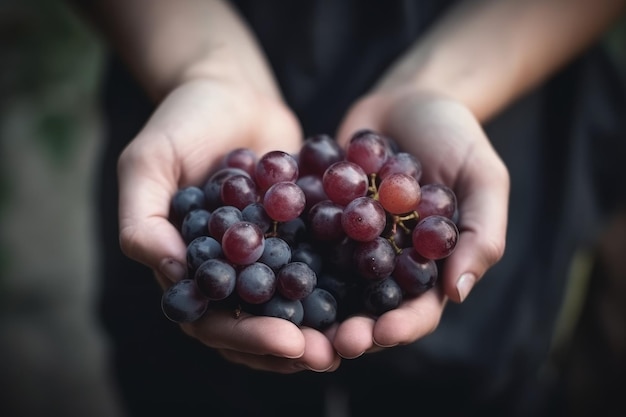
[{"left": 0, "top": 1, "right": 624, "bottom": 417}]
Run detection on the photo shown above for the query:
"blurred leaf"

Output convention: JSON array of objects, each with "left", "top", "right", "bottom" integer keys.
[{"left": 34, "top": 112, "right": 79, "bottom": 167}]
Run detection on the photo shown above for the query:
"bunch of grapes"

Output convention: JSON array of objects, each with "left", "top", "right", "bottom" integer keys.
[{"left": 161, "top": 130, "right": 459, "bottom": 331}]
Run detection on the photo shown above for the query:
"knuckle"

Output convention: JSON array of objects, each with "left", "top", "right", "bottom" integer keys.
[{"left": 483, "top": 237, "right": 506, "bottom": 266}]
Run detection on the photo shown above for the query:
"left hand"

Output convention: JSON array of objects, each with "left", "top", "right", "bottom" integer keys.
[{"left": 329, "top": 88, "right": 510, "bottom": 358}]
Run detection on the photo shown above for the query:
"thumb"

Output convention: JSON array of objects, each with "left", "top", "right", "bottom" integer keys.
[
  {"left": 117, "top": 138, "right": 188, "bottom": 283},
  {"left": 335, "top": 96, "right": 388, "bottom": 148}
]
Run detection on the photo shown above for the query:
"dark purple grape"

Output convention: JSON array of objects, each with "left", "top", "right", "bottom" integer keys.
[
  {"left": 362, "top": 277, "right": 402, "bottom": 316},
  {"left": 393, "top": 248, "right": 438, "bottom": 296},
  {"left": 412, "top": 215, "right": 459, "bottom": 260},
  {"left": 223, "top": 148, "right": 258, "bottom": 178},
  {"left": 203, "top": 167, "right": 250, "bottom": 210},
  {"left": 241, "top": 202, "right": 272, "bottom": 233},
  {"left": 180, "top": 209, "right": 211, "bottom": 244},
  {"left": 220, "top": 174, "right": 259, "bottom": 210},
  {"left": 291, "top": 243, "right": 323, "bottom": 275},
  {"left": 276, "top": 262, "right": 317, "bottom": 300},
  {"left": 255, "top": 150, "right": 299, "bottom": 192},
  {"left": 221, "top": 221, "right": 265, "bottom": 266},
  {"left": 161, "top": 279, "right": 209, "bottom": 323},
  {"left": 341, "top": 196, "right": 386, "bottom": 242},
  {"left": 296, "top": 175, "right": 329, "bottom": 214},
  {"left": 322, "top": 161, "right": 369, "bottom": 206},
  {"left": 308, "top": 200, "right": 345, "bottom": 242},
  {"left": 263, "top": 181, "right": 306, "bottom": 222},
  {"left": 186, "top": 236, "right": 223, "bottom": 276},
  {"left": 301, "top": 288, "right": 337, "bottom": 330},
  {"left": 353, "top": 237, "right": 397, "bottom": 281},
  {"left": 236, "top": 262, "right": 276, "bottom": 304},
  {"left": 194, "top": 258, "right": 236, "bottom": 301},
  {"left": 277, "top": 217, "right": 307, "bottom": 248},
  {"left": 378, "top": 152, "right": 422, "bottom": 182},
  {"left": 208, "top": 205, "right": 243, "bottom": 242},
  {"left": 346, "top": 130, "right": 390, "bottom": 175},
  {"left": 259, "top": 295, "right": 304, "bottom": 326},
  {"left": 317, "top": 272, "right": 352, "bottom": 302},
  {"left": 259, "top": 237, "right": 292, "bottom": 271},
  {"left": 323, "top": 238, "right": 357, "bottom": 274},
  {"left": 416, "top": 183, "right": 457, "bottom": 220},
  {"left": 298, "top": 134, "right": 344, "bottom": 177},
  {"left": 170, "top": 186, "right": 206, "bottom": 226}
]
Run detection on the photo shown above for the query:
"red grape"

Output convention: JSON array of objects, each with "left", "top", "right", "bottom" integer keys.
[{"left": 412, "top": 215, "right": 459, "bottom": 260}]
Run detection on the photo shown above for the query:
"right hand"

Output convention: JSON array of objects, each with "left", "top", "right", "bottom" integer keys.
[{"left": 117, "top": 76, "right": 341, "bottom": 373}]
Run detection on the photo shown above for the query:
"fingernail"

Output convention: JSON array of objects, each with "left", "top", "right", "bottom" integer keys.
[
  {"left": 159, "top": 259, "right": 186, "bottom": 282},
  {"left": 373, "top": 339, "right": 398, "bottom": 348},
  {"left": 338, "top": 351, "right": 365, "bottom": 360},
  {"left": 294, "top": 363, "right": 334, "bottom": 372},
  {"left": 456, "top": 273, "right": 476, "bottom": 302}
]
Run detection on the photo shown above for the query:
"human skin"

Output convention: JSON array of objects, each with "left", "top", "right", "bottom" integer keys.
[{"left": 70, "top": 0, "right": 625, "bottom": 371}]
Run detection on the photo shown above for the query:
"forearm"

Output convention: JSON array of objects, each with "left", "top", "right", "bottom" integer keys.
[
  {"left": 69, "top": 0, "right": 280, "bottom": 101},
  {"left": 378, "top": 0, "right": 626, "bottom": 122}
]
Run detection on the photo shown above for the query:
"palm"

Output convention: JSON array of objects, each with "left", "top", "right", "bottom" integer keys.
[
  {"left": 332, "top": 90, "right": 509, "bottom": 357},
  {"left": 118, "top": 79, "right": 341, "bottom": 373}
]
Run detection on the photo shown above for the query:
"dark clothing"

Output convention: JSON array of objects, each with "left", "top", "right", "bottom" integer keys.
[{"left": 96, "top": 1, "right": 626, "bottom": 416}]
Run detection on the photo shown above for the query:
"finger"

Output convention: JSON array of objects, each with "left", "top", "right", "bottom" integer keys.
[
  {"left": 183, "top": 309, "right": 306, "bottom": 358},
  {"left": 252, "top": 98, "right": 304, "bottom": 156},
  {"left": 217, "top": 327, "right": 341, "bottom": 373},
  {"left": 442, "top": 147, "right": 509, "bottom": 303},
  {"left": 117, "top": 137, "right": 188, "bottom": 283},
  {"left": 332, "top": 315, "right": 376, "bottom": 359},
  {"left": 334, "top": 96, "right": 388, "bottom": 147},
  {"left": 371, "top": 285, "right": 446, "bottom": 347}
]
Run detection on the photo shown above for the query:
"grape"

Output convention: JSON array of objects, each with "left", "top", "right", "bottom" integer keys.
[
  {"left": 221, "top": 221, "right": 265, "bottom": 265},
  {"left": 186, "top": 236, "right": 223, "bottom": 276},
  {"left": 180, "top": 209, "right": 211, "bottom": 244},
  {"left": 220, "top": 174, "right": 259, "bottom": 210},
  {"left": 296, "top": 175, "right": 329, "bottom": 214},
  {"left": 341, "top": 196, "right": 386, "bottom": 242},
  {"left": 301, "top": 288, "right": 337, "bottom": 330},
  {"left": 378, "top": 152, "right": 422, "bottom": 182},
  {"left": 263, "top": 181, "right": 306, "bottom": 222},
  {"left": 161, "top": 279, "right": 209, "bottom": 323},
  {"left": 223, "top": 147, "right": 258, "bottom": 178},
  {"left": 170, "top": 186, "right": 206, "bottom": 226},
  {"left": 165, "top": 129, "right": 461, "bottom": 326},
  {"left": 291, "top": 243, "right": 323, "bottom": 275},
  {"left": 236, "top": 262, "right": 276, "bottom": 304},
  {"left": 412, "top": 215, "right": 459, "bottom": 260},
  {"left": 322, "top": 238, "right": 357, "bottom": 274},
  {"left": 362, "top": 277, "right": 402, "bottom": 316},
  {"left": 276, "top": 217, "right": 307, "bottom": 248},
  {"left": 393, "top": 248, "right": 438, "bottom": 296},
  {"left": 317, "top": 272, "right": 352, "bottom": 303},
  {"left": 255, "top": 150, "right": 299, "bottom": 192},
  {"left": 346, "top": 130, "right": 390, "bottom": 174},
  {"left": 416, "top": 183, "right": 457, "bottom": 220},
  {"left": 241, "top": 202, "right": 272, "bottom": 233},
  {"left": 276, "top": 262, "right": 317, "bottom": 300},
  {"left": 259, "top": 295, "right": 304, "bottom": 326},
  {"left": 195, "top": 258, "right": 236, "bottom": 301},
  {"left": 259, "top": 237, "right": 292, "bottom": 271},
  {"left": 353, "top": 237, "right": 397, "bottom": 281},
  {"left": 298, "top": 134, "right": 345, "bottom": 177},
  {"left": 208, "top": 205, "right": 243, "bottom": 242},
  {"left": 377, "top": 173, "right": 421, "bottom": 215},
  {"left": 322, "top": 161, "right": 369, "bottom": 206},
  {"left": 203, "top": 167, "right": 250, "bottom": 210},
  {"left": 308, "top": 200, "right": 345, "bottom": 241}
]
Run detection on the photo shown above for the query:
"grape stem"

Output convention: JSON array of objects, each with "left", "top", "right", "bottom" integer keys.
[
  {"left": 368, "top": 173, "right": 379, "bottom": 199},
  {"left": 393, "top": 211, "right": 419, "bottom": 233}
]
